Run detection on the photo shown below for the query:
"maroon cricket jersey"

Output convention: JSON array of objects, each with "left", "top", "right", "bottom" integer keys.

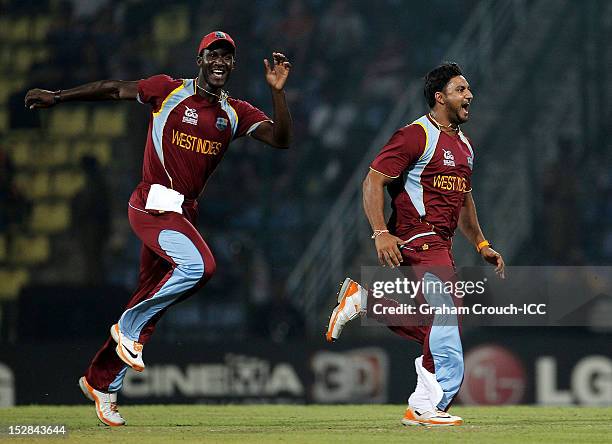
[
  {"left": 136, "top": 75, "right": 270, "bottom": 200},
  {"left": 370, "top": 114, "right": 475, "bottom": 241}
]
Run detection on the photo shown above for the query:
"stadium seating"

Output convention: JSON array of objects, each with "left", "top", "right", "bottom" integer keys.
[
  {"left": 52, "top": 170, "right": 85, "bottom": 198},
  {"left": 0, "top": 268, "right": 29, "bottom": 300},
  {"left": 72, "top": 141, "right": 112, "bottom": 166},
  {"left": 0, "top": 0, "right": 468, "bottom": 327},
  {"left": 48, "top": 108, "right": 88, "bottom": 136},
  {"left": 11, "top": 235, "right": 50, "bottom": 265},
  {"left": 9, "top": 0, "right": 607, "bottom": 340},
  {"left": 29, "top": 202, "right": 71, "bottom": 233},
  {"left": 0, "top": 109, "right": 7, "bottom": 133},
  {"left": 0, "top": 235, "right": 6, "bottom": 262},
  {"left": 0, "top": 2, "right": 131, "bottom": 300},
  {"left": 153, "top": 6, "right": 190, "bottom": 45},
  {"left": 91, "top": 108, "right": 127, "bottom": 137}
]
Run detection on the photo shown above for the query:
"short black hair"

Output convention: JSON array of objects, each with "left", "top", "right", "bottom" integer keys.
[{"left": 424, "top": 62, "right": 463, "bottom": 108}]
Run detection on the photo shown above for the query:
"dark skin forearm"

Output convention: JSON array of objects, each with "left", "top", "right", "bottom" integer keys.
[
  {"left": 269, "top": 88, "right": 292, "bottom": 147},
  {"left": 25, "top": 80, "right": 138, "bottom": 109},
  {"left": 459, "top": 191, "right": 506, "bottom": 278},
  {"left": 252, "top": 89, "right": 292, "bottom": 148},
  {"left": 58, "top": 80, "right": 138, "bottom": 102},
  {"left": 458, "top": 192, "right": 485, "bottom": 247},
  {"left": 363, "top": 170, "right": 404, "bottom": 267},
  {"left": 251, "top": 52, "right": 292, "bottom": 148},
  {"left": 363, "top": 170, "right": 390, "bottom": 232}
]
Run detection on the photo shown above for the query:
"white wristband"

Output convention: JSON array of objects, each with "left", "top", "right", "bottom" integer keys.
[{"left": 371, "top": 229, "right": 389, "bottom": 239}]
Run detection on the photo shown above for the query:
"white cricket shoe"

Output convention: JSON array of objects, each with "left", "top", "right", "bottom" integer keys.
[
  {"left": 401, "top": 407, "right": 463, "bottom": 427},
  {"left": 110, "top": 323, "right": 145, "bottom": 372},
  {"left": 78, "top": 376, "right": 126, "bottom": 427},
  {"left": 325, "top": 278, "right": 366, "bottom": 342}
]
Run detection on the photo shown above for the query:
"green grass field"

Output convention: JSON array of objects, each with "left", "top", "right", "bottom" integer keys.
[{"left": 1, "top": 405, "right": 611, "bottom": 443}]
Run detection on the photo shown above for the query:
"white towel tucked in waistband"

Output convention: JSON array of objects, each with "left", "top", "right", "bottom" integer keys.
[{"left": 145, "top": 184, "right": 184, "bottom": 214}]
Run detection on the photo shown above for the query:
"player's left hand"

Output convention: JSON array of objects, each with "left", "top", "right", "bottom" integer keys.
[
  {"left": 481, "top": 246, "right": 505, "bottom": 279},
  {"left": 264, "top": 52, "right": 291, "bottom": 91}
]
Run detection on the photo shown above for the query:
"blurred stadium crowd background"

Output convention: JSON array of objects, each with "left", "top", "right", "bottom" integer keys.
[{"left": 0, "top": 0, "right": 611, "bottom": 344}]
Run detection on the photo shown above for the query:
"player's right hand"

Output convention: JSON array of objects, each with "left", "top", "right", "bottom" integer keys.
[
  {"left": 375, "top": 232, "right": 404, "bottom": 268},
  {"left": 24, "top": 89, "right": 56, "bottom": 109}
]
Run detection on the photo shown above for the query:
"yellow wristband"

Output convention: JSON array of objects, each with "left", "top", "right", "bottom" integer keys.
[{"left": 476, "top": 240, "right": 491, "bottom": 253}]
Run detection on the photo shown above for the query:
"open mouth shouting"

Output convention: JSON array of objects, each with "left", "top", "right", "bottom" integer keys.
[
  {"left": 459, "top": 100, "right": 471, "bottom": 120},
  {"left": 207, "top": 66, "right": 229, "bottom": 85}
]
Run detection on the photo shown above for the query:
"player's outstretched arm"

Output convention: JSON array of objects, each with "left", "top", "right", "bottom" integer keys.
[
  {"left": 459, "top": 192, "right": 505, "bottom": 278},
  {"left": 251, "top": 52, "right": 292, "bottom": 148},
  {"left": 363, "top": 169, "right": 405, "bottom": 268},
  {"left": 24, "top": 80, "right": 139, "bottom": 110}
]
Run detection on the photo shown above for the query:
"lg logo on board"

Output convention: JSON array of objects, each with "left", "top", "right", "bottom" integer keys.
[{"left": 458, "top": 344, "right": 526, "bottom": 405}]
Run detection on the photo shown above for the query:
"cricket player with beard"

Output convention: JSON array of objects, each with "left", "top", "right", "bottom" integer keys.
[
  {"left": 326, "top": 63, "right": 505, "bottom": 426},
  {"left": 25, "top": 31, "right": 292, "bottom": 426}
]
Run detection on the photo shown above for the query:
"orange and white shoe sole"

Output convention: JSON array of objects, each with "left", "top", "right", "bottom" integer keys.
[
  {"left": 325, "top": 279, "right": 360, "bottom": 343},
  {"left": 78, "top": 376, "right": 124, "bottom": 427},
  {"left": 111, "top": 324, "right": 144, "bottom": 372},
  {"left": 401, "top": 409, "right": 463, "bottom": 427}
]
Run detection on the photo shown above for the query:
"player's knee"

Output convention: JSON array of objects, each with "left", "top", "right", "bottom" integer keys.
[
  {"left": 203, "top": 254, "right": 216, "bottom": 280},
  {"left": 177, "top": 258, "right": 205, "bottom": 286},
  {"left": 192, "top": 253, "right": 216, "bottom": 289}
]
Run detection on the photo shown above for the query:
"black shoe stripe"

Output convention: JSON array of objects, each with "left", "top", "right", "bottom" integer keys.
[{"left": 123, "top": 344, "right": 138, "bottom": 359}]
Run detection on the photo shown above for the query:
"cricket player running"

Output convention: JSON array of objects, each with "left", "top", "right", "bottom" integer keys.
[
  {"left": 325, "top": 63, "right": 505, "bottom": 426},
  {"left": 25, "top": 31, "right": 292, "bottom": 426}
]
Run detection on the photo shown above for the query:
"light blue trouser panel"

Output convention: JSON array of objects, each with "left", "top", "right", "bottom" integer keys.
[
  {"left": 423, "top": 272, "right": 464, "bottom": 410},
  {"left": 108, "top": 365, "right": 129, "bottom": 393},
  {"left": 119, "top": 230, "right": 205, "bottom": 341}
]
